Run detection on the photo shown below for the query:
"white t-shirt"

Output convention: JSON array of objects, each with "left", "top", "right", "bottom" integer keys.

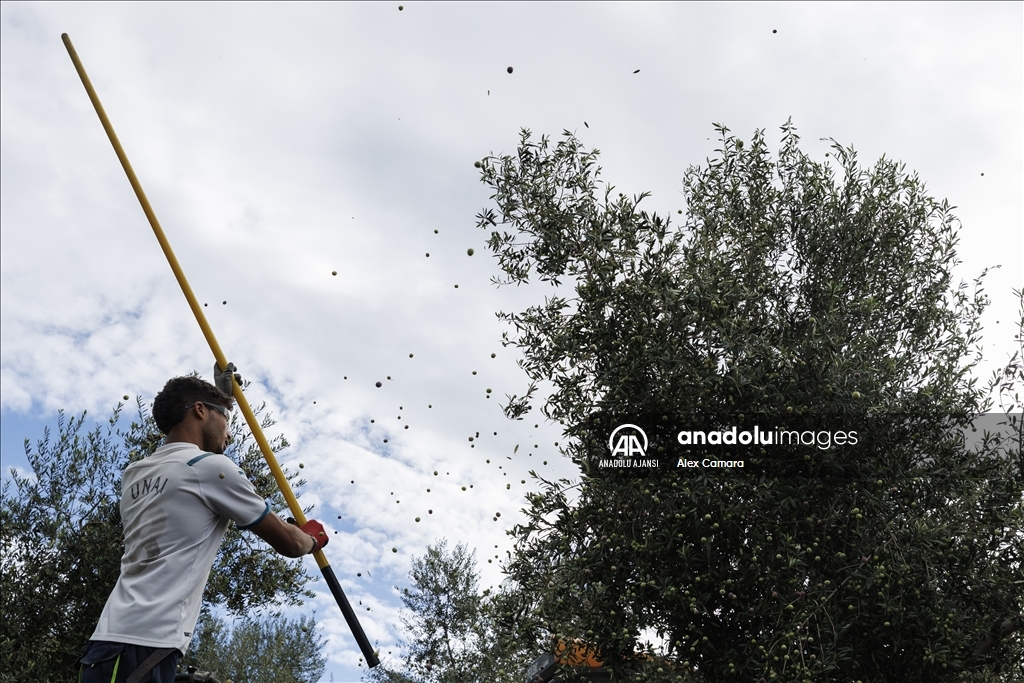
[{"left": 91, "top": 442, "right": 271, "bottom": 652}]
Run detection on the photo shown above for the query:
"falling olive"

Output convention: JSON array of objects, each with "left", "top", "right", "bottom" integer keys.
[{"left": 507, "top": 66, "right": 513, "bottom": 74}]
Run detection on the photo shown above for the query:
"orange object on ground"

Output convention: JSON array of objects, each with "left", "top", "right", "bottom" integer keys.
[{"left": 554, "top": 638, "right": 604, "bottom": 668}]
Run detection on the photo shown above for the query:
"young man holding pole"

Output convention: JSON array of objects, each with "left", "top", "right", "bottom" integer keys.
[{"left": 77, "top": 368, "right": 328, "bottom": 683}]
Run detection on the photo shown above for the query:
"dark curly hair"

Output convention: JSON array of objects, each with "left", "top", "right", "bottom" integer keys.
[{"left": 153, "top": 376, "right": 234, "bottom": 434}]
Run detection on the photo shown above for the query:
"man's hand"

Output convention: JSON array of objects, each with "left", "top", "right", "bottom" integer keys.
[
  {"left": 250, "top": 512, "right": 328, "bottom": 557},
  {"left": 288, "top": 517, "right": 330, "bottom": 553},
  {"left": 301, "top": 518, "right": 329, "bottom": 552},
  {"left": 214, "top": 362, "right": 242, "bottom": 396}
]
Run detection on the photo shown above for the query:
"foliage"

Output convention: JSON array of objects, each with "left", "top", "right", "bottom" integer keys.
[
  {"left": 474, "top": 123, "right": 1024, "bottom": 682},
  {"left": 0, "top": 387, "right": 313, "bottom": 682},
  {"left": 179, "top": 611, "right": 327, "bottom": 683},
  {"left": 364, "top": 540, "right": 535, "bottom": 683}
]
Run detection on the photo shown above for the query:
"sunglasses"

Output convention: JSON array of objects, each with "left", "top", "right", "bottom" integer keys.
[{"left": 186, "top": 401, "right": 231, "bottom": 419}]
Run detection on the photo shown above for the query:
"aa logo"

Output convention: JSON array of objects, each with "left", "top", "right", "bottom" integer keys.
[{"left": 608, "top": 424, "right": 648, "bottom": 458}]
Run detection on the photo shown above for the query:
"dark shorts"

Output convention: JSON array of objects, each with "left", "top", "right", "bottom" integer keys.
[{"left": 77, "top": 640, "right": 180, "bottom": 683}]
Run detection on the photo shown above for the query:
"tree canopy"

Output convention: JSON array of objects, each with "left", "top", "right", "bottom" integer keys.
[
  {"left": 0, "top": 388, "right": 314, "bottom": 681},
  {"left": 180, "top": 611, "right": 327, "bottom": 683},
  {"left": 364, "top": 540, "right": 534, "bottom": 683},
  {"left": 474, "top": 122, "right": 1023, "bottom": 682}
]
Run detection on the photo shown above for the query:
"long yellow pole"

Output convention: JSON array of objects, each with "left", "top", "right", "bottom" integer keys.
[{"left": 61, "top": 33, "right": 378, "bottom": 668}]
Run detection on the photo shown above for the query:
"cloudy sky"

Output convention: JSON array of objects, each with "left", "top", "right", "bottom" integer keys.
[{"left": 2, "top": 2, "right": 1021, "bottom": 680}]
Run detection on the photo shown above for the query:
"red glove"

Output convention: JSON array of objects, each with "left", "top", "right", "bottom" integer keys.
[{"left": 300, "top": 518, "right": 329, "bottom": 552}]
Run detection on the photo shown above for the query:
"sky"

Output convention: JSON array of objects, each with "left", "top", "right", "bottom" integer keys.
[{"left": 1, "top": 2, "right": 1021, "bottom": 681}]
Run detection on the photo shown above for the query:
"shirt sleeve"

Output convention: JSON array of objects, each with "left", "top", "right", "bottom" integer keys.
[{"left": 188, "top": 452, "right": 271, "bottom": 528}]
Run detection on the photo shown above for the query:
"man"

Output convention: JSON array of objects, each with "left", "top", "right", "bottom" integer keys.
[{"left": 78, "top": 367, "right": 328, "bottom": 682}]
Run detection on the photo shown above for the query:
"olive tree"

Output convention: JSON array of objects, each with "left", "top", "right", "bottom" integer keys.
[
  {"left": 474, "top": 122, "right": 1023, "bottom": 682},
  {"left": 180, "top": 611, "right": 326, "bottom": 683},
  {"left": 364, "top": 540, "right": 534, "bottom": 683}
]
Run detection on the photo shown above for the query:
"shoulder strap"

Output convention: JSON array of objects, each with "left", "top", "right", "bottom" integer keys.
[{"left": 126, "top": 647, "right": 176, "bottom": 683}]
